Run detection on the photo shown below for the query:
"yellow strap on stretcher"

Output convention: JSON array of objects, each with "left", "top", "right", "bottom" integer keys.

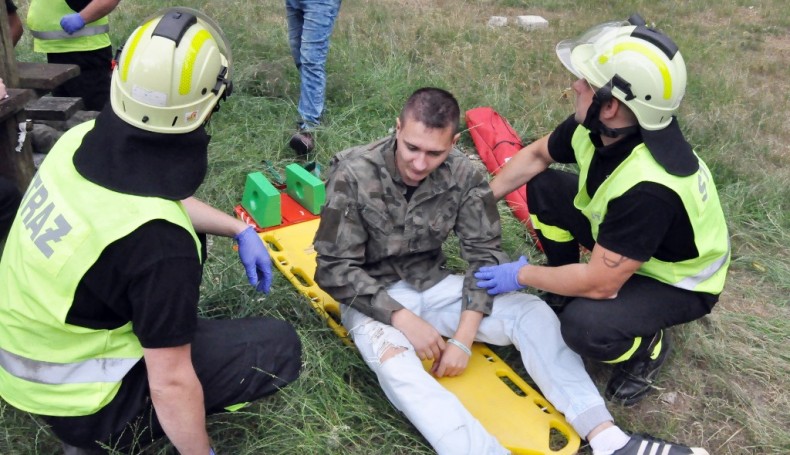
[{"left": 261, "top": 219, "right": 580, "bottom": 454}]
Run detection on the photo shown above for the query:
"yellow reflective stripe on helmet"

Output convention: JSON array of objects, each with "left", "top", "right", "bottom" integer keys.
[
  {"left": 121, "top": 19, "right": 156, "bottom": 83},
  {"left": 600, "top": 42, "right": 672, "bottom": 100},
  {"left": 530, "top": 214, "right": 574, "bottom": 242},
  {"left": 179, "top": 29, "right": 213, "bottom": 95},
  {"left": 604, "top": 336, "right": 643, "bottom": 364}
]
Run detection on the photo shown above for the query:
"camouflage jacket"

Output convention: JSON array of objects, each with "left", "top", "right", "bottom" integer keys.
[{"left": 314, "top": 135, "right": 509, "bottom": 324}]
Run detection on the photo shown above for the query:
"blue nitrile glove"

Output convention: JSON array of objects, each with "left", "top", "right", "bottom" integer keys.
[
  {"left": 209, "top": 448, "right": 216, "bottom": 455},
  {"left": 474, "top": 256, "right": 529, "bottom": 295},
  {"left": 235, "top": 226, "right": 272, "bottom": 293},
  {"left": 60, "top": 13, "right": 86, "bottom": 34}
]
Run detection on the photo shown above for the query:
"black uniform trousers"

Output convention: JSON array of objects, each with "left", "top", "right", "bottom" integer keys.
[
  {"left": 0, "top": 176, "right": 22, "bottom": 241},
  {"left": 526, "top": 169, "right": 714, "bottom": 362},
  {"left": 43, "top": 317, "right": 302, "bottom": 452},
  {"left": 47, "top": 47, "right": 113, "bottom": 112}
]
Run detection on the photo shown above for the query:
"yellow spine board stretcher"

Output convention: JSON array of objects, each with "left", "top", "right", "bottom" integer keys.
[{"left": 261, "top": 218, "right": 581, "bottom": 454}]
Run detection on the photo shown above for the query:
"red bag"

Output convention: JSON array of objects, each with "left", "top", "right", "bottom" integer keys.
[{"left": 465, "top": 107, "right": 541, "bottom": 249}]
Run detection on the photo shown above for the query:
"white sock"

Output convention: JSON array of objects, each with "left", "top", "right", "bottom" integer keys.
[{"left": 589, "top": 425, "right": 631, "bottom": 455}]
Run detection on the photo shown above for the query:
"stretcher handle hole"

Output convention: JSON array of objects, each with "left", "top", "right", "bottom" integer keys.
[
  {"left": 497, "top": 374, "right": 527, "bottom": 397},
  {"left": 324, "top": 303, "right": 342, "bottom": 324},
  {"left": 292, "top": 268, "right": 315, "bottom": 288},
  {"left": 549, "top": 427, "right": 570, "bottom": 451},
  {"left": 276, "top": 256, "right": 289, "bottom": 267},
  {"left": 533, "top": 398, "right": 550, "bottom": 414},
  {"left": 264, "top": 237, "right": 283, "bottom": 252}
]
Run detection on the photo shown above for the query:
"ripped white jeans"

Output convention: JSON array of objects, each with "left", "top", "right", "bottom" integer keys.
[{"left": 341, "top": 275, "right": 611, "bottom": 455}]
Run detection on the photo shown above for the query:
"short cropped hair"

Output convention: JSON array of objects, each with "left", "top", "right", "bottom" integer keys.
[{"left": 399, "top": 87, "right": 460, "bottom": 133}]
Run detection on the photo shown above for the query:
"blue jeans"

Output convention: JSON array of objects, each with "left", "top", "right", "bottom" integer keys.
[{"left": 285, "top": 0, "right": 342, "bottom": 128}]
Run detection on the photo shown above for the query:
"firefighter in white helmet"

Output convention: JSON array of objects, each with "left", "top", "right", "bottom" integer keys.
[
  {"left": 0, "top": 8, "right": 301, "bottom": 454},
  {"left": 477, "top": 14, "right": 726, "bottom": 455}
]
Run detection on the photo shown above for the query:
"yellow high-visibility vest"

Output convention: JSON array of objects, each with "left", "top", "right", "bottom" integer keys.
[
  {"left": 0, "top": 121, "right": 200, "bottom": 416},
  {"left": 27, "top": 0, "right": 111, "bottom": 53},
  {"left": 571, "top": 125, "right": 729, "bottom": 294}
]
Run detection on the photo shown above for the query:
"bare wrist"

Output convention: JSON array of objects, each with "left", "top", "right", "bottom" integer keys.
[
  {"left": 390, "top": 308, "right": 411, "bottom": 329},
  {"left": 233, "top": 222, "right": 251, "bottom": 238}
]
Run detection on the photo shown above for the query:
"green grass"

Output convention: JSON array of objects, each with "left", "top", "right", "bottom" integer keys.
[{"left": 3, "top": 0, "right": 790, "bottom": 453}]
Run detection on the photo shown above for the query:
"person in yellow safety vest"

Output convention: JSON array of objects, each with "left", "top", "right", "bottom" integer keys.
[
  {"left": 476, "top": 13, "right": 730, "bottom": 411},
  {"left": 0, "top": 8, "right": 301, "bottom": 454},
  {"left": 26, "top": 0, "right": 120, "bottom": 110}
]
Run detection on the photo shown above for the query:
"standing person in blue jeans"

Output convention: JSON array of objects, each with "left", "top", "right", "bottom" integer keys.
[{"left": 285, "top": 0, "right": 342, "bottom": 156}]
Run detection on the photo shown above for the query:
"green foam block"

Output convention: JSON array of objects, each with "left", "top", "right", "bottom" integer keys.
[
  {"left": 285, "top": 164, "right": 325, "bottom": 215},
  {"left": 241, "top": 172, "right": 281, "bottom": 228}
]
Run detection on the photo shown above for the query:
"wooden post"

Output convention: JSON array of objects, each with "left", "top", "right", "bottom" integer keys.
[
  {"left": 0, "top": 0, "right": 18, "bottom": 86},
  {"left": 1, "top": 0, "right": 36, "bottom": 193}
]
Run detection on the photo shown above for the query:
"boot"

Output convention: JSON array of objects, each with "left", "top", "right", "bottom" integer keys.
[{"left": 605, "top": 329, "right": 671, "bottom": 406}]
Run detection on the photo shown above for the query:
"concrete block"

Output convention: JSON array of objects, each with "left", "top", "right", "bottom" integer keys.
[
  {"left": 488, "top": 16, "right": 508, "bottom": 27},
  {"left": 516, "top": 15, "right": 549, "bottom": 31}
]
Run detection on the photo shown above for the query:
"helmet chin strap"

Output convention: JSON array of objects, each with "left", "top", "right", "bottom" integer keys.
[{"left": 582, "top": 83, "right": 639, "bottom": 139}]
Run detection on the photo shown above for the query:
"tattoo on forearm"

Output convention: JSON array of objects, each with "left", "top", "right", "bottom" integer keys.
[{"left": 602, "top": 252, "right": 628, "bottom": 268}]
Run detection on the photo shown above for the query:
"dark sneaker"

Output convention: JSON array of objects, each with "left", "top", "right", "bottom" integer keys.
[
  {"left": 606, "top": 330, "right": 671, "bottom": 406},
  {"left": 611, "top": 433, "right": 709, "bottom": 455},
  {"left": 289, "top": 129, "right": 314, "bottom": 156}
]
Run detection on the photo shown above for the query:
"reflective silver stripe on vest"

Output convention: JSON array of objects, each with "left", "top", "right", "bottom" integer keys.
[
  {"left": 0, "top": 347, "right": 138, "bottom": 385},
  {"left": 31, "top": 24, "right": 110, "bottom": 40},
  {"left": 674, "top": 241, "right": 730, "bottom": 291}
]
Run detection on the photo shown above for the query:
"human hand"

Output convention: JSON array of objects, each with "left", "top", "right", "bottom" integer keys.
[
  {"left": 474, "top": 256, "right": 529, "bottom": 295},
  {"left": 60, "top": 13, "right": 86, "bottom": 34},
  {"left": 234, "top": 226, "right": 272, "bottom": 293},
  {"left": 432, "top": 338, "right": 471, "bottom": 377},
  {"left": 391, "top": 310, "right": 445, "bottom": 362}
]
